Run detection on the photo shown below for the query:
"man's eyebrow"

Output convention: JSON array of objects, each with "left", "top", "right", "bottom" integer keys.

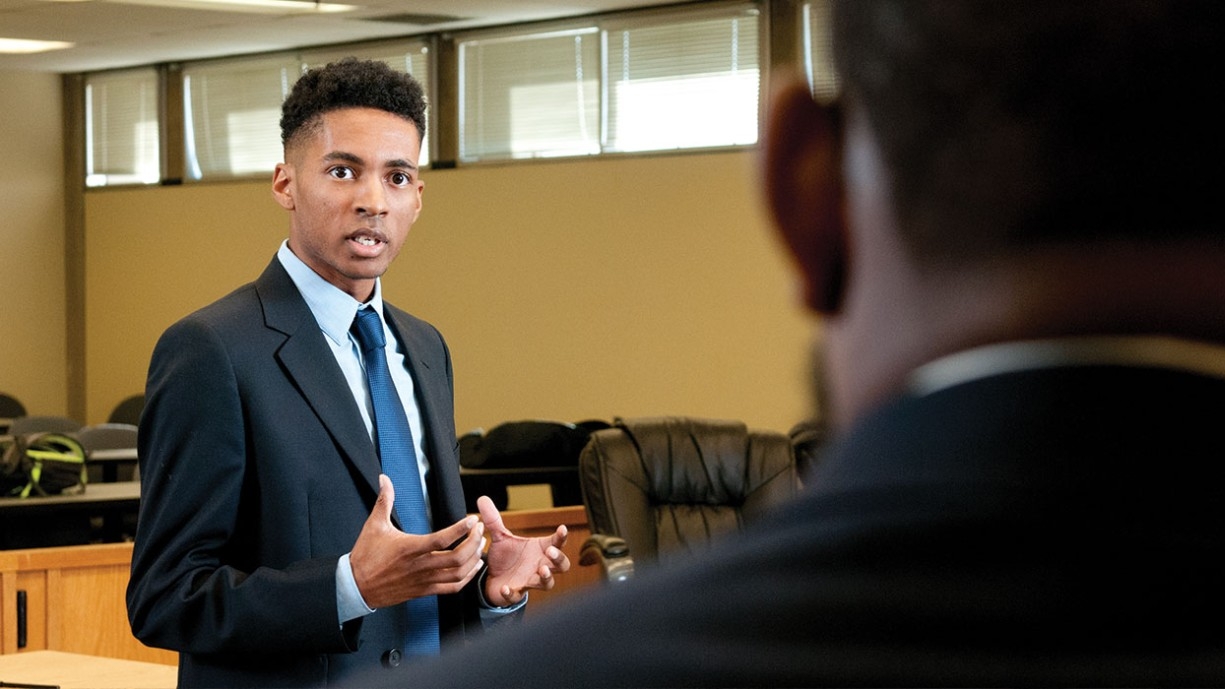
[
  {"left": 323, "top": 151, "right": 363, "bottom": 165},
  {"left": 387, "top": 158, "right": 418, "bottom": 172},
  {"left": 322, "top": 151, "right": 417, "bottom": 173}
]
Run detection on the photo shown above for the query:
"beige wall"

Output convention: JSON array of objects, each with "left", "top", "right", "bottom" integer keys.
[
  {"left": 0, "top": 70, "right": 67, "bottom": 418},
  {"left": 84, "top": 149, "right": 818, "bottom": 434}
]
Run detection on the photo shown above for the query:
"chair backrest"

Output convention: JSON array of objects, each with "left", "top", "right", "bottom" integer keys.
[
  {"left": 77, "top": 422, "right": 140, "bottom": 482},
  {"left": 0, "top": 392, "right": 26, "bottom": 419},
  {"left": 76, "top": 422, "right": 139, "bottom": 451},
  {"left": 108, "top": 394, "right": 146, "bottom": 425},
  {"left": 579, "top": 416, "right": 800, "bottom": 568},
  {"left": 8, "top": 414, "right": 82, "bottom": 436},
  {"left": 0, "top": 392, "right": 26, "bottom": 434}
]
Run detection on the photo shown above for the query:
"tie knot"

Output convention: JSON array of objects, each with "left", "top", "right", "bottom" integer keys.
[{"left": 351, "top": 307, "right": 386, "bottom": 352}]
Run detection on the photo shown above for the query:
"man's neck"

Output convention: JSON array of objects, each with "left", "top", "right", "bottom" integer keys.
[{"left": 828, "top": 238, "right": 1225, "bottom": 428}]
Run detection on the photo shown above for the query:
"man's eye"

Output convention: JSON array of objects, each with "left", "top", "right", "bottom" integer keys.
[
  {"left": 389, "top": 171, "right": 411, "bottom": 186},
  {"left": 329, "top": 167, "right": 355, "bottom": 179}
]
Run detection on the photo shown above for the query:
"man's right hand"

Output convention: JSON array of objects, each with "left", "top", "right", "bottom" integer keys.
[{"left": 350, "top": 474, "right": 485, "bottom": 609}]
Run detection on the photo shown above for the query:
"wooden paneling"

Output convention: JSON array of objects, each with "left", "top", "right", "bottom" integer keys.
[{"left": 0, "top": 543, "right": 175, "bottom": 664}]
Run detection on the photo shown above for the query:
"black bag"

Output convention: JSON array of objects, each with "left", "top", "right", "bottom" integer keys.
[{"left": 1, "top": 431, "right": 88, "bottom": 498}]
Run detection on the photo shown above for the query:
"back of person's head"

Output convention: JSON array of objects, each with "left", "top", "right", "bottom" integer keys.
[
  {"left": 832, "top": 0, "right": 1223, "bottom": 263},
  {"left": 280, "top": 57, "right": 427, "bottom": 150}
]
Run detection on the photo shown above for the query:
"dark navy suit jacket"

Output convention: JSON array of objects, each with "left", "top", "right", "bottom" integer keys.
[{"left": 127, "top": 258, "right": 483, "bottom": 688}]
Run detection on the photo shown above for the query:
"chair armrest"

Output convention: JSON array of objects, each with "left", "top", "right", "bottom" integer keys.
[{"left": 580, "top": 533, "right": 635, "bottom": 583}]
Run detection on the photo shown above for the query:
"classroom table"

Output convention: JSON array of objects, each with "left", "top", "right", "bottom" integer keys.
[{"left": 0, "top": 650, "right": 176, "bottom": 688}]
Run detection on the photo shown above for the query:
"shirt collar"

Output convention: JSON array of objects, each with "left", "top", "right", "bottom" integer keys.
[
  {"left": 908, "top": 335, "right": 1225, "bottom": 398},
  {"left": 276, "top": 240, "right": 385, "bottom": 346}
]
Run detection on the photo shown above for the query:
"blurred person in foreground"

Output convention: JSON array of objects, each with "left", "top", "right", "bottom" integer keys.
[{"left": 410, "top": 1, "right": 1225, "bottom": 685}]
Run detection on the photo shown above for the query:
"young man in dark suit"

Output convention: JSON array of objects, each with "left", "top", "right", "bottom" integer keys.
[
  {"left": 411, "top": 1, "right": 1225, "bottom": 685},
  {"left": 126, "top": 59, "right": 570, "bottom": 688}
]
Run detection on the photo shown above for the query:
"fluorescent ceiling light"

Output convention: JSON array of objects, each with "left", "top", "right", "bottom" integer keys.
[
  {"left": 105, "top": 0, "right": 357, "bottom": 13},
  {"left": 0, "top": 38, "right": 75, "bottom": 54}
]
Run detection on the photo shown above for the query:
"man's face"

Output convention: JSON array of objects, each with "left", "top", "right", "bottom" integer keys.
[{"left": 273, "top": 107, "right": 424, "bottom": 301}]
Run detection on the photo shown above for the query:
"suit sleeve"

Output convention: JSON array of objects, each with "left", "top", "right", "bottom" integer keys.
[{"left": 126, "top": 315, "right": 360, "bottom": 656}]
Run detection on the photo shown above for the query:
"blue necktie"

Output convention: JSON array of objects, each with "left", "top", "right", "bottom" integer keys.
[{"left": 351, "top": 307, "right": 440, "bottom": 657}]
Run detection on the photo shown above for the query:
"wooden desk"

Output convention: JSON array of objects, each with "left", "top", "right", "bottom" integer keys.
[
  {"left": 0, "top": 650, "right": 176, "bottom": 688},
  {"left": 0, "top": 483, "right": 141, "bottom": 549},
  {"left": 0, "top": 483, "right": 139, "bottom": 511},
  {"left": 86, "top": 449, "right": 138, "bottom": 483}
]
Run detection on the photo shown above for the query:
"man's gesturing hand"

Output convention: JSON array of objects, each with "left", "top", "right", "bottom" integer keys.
[
  {"left": 478, "top": 495, "right": 571, "bottom": 607},
  {"left": 351, "top": 474, "right": 485, "bottom": 609}
]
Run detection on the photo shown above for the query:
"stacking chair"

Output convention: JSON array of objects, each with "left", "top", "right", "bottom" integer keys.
[
  {"left": 108, "top": 394, "right": 146, "bottom": 426},
  {"left": 8, "top": 414, "right": 82, "bottom": 436},
  {"left": 579, "top": 416, "right": 801, "bottom": 583},
  {"left": 77, "top": 422, "right": 140, "bottom": 483},
  {"left": 0, "top": 392, "right": 25, "bottom": 434}
]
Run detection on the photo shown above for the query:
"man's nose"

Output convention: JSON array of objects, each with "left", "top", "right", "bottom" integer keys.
[{"left": 354, "top": 176, "right": 388, "bottom": 216}]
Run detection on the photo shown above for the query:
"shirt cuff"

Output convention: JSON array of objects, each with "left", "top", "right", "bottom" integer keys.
[{"left": 336, "top": 552, "right": 376, "bottom": 624}]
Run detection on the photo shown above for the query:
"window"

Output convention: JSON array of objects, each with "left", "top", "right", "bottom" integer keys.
[
  {"left": 603, "top": 8, "right": 759, "bottom": 153},
  {"left": 84, "top": 3, "right": 767, "bottom": 183},
  {"left": 459, "top": 28, "right": 601, "bottom": 160},
  {"left": 85, "top": 68, "right": 160, "bottom": 187},
  {"left": 183, "top": 54, "right": 300, "bottom": 181},
  {"left": 457, "top": 2, "right": 761, "bottom": 162}
]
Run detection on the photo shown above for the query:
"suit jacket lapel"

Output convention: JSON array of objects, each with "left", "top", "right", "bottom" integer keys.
[{"left": 254, "top": 259, "right": 383, "bottom": 499}]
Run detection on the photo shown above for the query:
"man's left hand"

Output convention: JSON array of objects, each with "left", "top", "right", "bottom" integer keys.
[{"left": 477, "top": 495, "right": 571, "bottom": 607}]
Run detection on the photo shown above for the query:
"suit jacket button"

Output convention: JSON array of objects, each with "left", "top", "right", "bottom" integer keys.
[{"left": 382, "top": 649, "right": 402, "bottom": 668}]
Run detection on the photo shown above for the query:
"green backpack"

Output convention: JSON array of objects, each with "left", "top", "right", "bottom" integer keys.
[{"left": 0, "top": 431, "right": 88, "bottom": 498}]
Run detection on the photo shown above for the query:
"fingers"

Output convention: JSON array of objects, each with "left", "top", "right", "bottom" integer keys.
[
  {"left": 500, "top": 584, "right": 518, "bottom": 605},
  {"left": 545, "top": 541, "right": 571, "bottom": 573},
  {"left": 550, "top": 524, "right": 569, "bottom": 549},
  {"left": 476, "top": 495, "right": 509, "bottom": 536},
  {"left": 538, "top": 563, "right": 556, "bottom": 589},
  {"left": 431, "top": 515, "right": 482, "bottom": 551}
]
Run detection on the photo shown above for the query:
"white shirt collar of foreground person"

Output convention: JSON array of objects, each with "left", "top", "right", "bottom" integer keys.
[{"left": 909, "top": 335, "right": 1225, "bottom": 398}]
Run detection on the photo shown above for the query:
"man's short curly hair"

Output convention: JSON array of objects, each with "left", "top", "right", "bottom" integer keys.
[{"left": 280, "top": 57, "right": 427, "bottom": 149}]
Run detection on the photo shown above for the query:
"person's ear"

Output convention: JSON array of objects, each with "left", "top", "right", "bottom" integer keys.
[
  {"left": 271, "top": 162, "right": 295, "bottom": 211},
  {"left": 764, "top": 76, "right": 848, "bottom": 315}
]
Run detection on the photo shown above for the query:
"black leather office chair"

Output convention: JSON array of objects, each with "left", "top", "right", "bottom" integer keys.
[{"left": 579, "top": 416, "right": 800, "bottom": 583}]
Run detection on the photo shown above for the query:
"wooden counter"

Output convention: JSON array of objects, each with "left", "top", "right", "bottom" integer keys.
[{"left": 0, "top": 542, "right": 175, "bottom": 664}]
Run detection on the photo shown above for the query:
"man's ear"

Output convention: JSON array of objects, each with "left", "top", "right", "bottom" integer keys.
[
  {"left": 764, "top": 76, "right": 848, "bottom": 315},
  {"left": 271, "top": 162, "right": 295, "bottom": 211}
]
